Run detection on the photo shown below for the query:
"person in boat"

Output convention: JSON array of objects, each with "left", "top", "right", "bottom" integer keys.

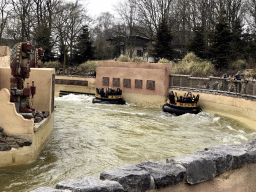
[
  {"left": 100, "top": 88, "right": 105, "bottom": 97},
  {"left": 168, "top": 91, "right": 176, "bottom": 104},
  {"left": 117, "top": 88, "right": 122, "bottom": 95}
]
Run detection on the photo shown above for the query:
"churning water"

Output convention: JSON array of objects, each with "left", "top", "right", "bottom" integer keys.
[{"left": 0, "top": 94, "right": 256, "bottom": 192}]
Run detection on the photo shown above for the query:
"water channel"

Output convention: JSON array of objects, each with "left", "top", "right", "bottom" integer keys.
[{"left": 0, "top": 94, "right": 255, "bottom": 192}]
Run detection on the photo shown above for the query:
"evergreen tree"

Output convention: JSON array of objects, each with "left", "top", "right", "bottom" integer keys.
[
  {"left": 244, "top": 32, "right": 256, "bottom": 68},
  {"left": 230, "top": 19, "right": 245, "bottom": 61},
  {"left": 186, "top": 25, "right": 207, "bottom": 59},
  {"left": 153, "top": 18, "right": 173, "bottom": 61},
  {"left": 73, "top": 25, "right": 94, "bottom": 64},
  {"left": 209, "top": 11, "right": 232, "bottom": 69},
  {"left": 33, "top": 19, "right": 54, "bottom": 62}
]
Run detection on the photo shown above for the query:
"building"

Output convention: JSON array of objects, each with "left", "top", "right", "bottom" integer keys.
[
  {"left": 108, "top": 35, "right": 154, "bottom": 62},
  {"left": 96, "top": 61, "right": 172, "bottom": 106}
]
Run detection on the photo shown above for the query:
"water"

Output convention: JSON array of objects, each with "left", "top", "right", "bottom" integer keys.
[{"left": 0, "top": 94, "right": 255, "bottom": 192}]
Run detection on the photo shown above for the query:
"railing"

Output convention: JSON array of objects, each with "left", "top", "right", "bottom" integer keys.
[{"left": 170, "top": 74, "right": 256, "bottom": 100}]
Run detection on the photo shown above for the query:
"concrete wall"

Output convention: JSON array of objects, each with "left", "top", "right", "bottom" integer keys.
[
  {"left": 0, "top": 67, "right": 55, "bottom": 113},
  {"left": 0, "top": 88, "right": 34, "bottom": 139},
  {"left": 55, "top": 76, "right": 96, "bottom": 97},
  {"left": 96, "top": 61, "right": 172, "bottom": 106},
  {"left": 24, "top": 68, "right": 55, "bottom": 113},
  {"left": 173, "top": 90, "right": 256, "bottom": 130},
  {"left": 0, "top": 111, "right": 54, "bottom": 167},
  {"left": 0, "top": 46, "right": 10, "bottom": 67}
]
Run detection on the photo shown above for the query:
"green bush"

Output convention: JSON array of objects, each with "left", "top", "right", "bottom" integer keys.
[
  {"left": 131, "top": 57, "right": 146, "bottom": 63},
  {"left": 117, "top": 55, "right": 129, "bottom": 62},
  {"left": 43, "top": 61, "right": 61, "bottom": 69},
  {"left": 78, "top": 60, "right": 98, "bottom": 75},
  {"left": 158, "top": 58, "right": 170, "bottom": 63},
  {"left": 173, "top": 52, "right": 215, "bottom": 77},
  {"left": 231, "top": 60, "right": 246, "bottom": 70}
]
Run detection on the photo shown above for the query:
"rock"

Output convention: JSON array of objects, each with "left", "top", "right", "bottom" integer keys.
[
  {"left": 166, "top": 154, "right": 216, "bottom": 185},
  {"left": 30, "top": 187, "right": 72, "bottom": 192},
  {"left": 43, "top": 111, "right": 49, "bottom": 118},
  {"left": 1, "top": 131, "right": 6, "bottom": 137},
  {"left": 5, "top": 137, "right": 15, "bottom": 142},
  {"left": 16, "top": 138, "right": 32, "bottom": 147},
  {"left": 56, "top": 176, "right": 124, "bottom": 192},
  {"left": 136, "top": 161, "right": 186, "bottom": 189},
  {"left": 241, "top": 139, "right": 256, "bottom": 163},
  {"left": 0, "top": 143, "right": 11, "bottom": 151},
  {"left": 247, "top": 149, "right": 256, "bottom": 163},
  {"left": 0, "top": 127, "right": 4, "bottom": 132},
  {"left": 193, "top": 150, "right": 231, "bottom": 175},
  {"left": 36, "top": 111, "right": 44, "bottom": 118},
  {"left": 205, "top": 144, "right": 248, "bottom": 169},
  {"left": 9, "top": 144, "right": 19, "bottom": 149},
  {"left": 100, "top": 165, "right": 152, "bottom": 192},
  {"left": 34, "top": 116, "right": 43, "bottom": 123}
]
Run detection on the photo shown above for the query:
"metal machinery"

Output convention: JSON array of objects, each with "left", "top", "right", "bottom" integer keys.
[{"left": 10, "top": 41, "right": 45, "bottom": 119}]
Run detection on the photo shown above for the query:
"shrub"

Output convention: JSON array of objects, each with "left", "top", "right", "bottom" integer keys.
[
  {"left": 158, "top": 58, "right": 170, "bottom": 63},
  {"left": 173, "top": 52, "right": 215, "bottom": 77},
  {"left": 43, "top": 61, "right": 61, "bottom": 69},
  {"left": 117, "top": 55, "right": 129, "bottom": 62},
  {"left": 131, "top": 57, "right": 146, "bottom": 63},
  {"left": 77, "top": 60, "right": 98, "bottom": 76},
  {"left": 231, "top": 60, "right": 246, "bottom": 70}
]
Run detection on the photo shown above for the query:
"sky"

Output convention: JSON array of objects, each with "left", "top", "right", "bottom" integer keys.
[{"left": 85, "top": 0, "right": 119, "bottom": 17}]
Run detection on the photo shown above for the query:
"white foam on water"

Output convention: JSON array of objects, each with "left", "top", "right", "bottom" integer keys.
[
  {"left": 226, "top": 125, "right": 235, "bottom": 131},
  {"left": 213, "top": 117, "right": 220, "bottom": 122},
  {"left": 56, "top": 94, "right": 94, "bottom": 104},
  {"left": 234, "top": 134, "right": 248, "bottom": 141},
  {"left": 223, "top": 137, "right": 231, "bottom": 143},
  {"left": 238, "top": 130, "right": 245, "bottom": 133}
]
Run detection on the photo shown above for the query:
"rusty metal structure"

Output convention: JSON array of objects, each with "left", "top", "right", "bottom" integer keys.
[{"left": 10, "top": 41, "right": 45, "bottom": 119}]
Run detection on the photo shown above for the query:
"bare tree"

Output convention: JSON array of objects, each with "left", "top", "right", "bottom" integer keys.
[
  {"left": 10, "top": 0, "right": 34, "bottom": 41},
  {"left": 0, "top": 0, "right": 10, "bottom": 45}
]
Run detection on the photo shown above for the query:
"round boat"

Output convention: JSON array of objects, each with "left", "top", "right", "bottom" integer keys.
[
  {"left": 162, "top": 91, "right": 201, "bottom": 115},
  {"left": 93, "top": 88, "right": 125, "bottom": 105},
  {"left": 162, "top": 102, "right": 201, "bottom": 115},
  {"left": 92, "top": 96, "right": 125, "bottom": 105}
]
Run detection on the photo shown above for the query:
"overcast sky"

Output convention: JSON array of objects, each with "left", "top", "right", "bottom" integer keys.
[{"left": 86, "top": 0, "right": 119, "bottom": 17}]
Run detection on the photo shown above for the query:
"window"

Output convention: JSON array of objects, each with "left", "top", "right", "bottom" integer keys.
[
  {"left": 135, "top": 79, "right": 143, "bottom": 89},
  {"left": 102, "top": 77, "right": 109, "bottom": 86},
  {"left": 123, "top": 79, "right": 131, "bottom": 88},
  {"left": 113, "top": 78, "right": 120, "bottom": 87},
  {"left": 137, "top": 50, "right": 143, "bottom": 57},
  {"left": 147, "top": 80, "right": 155, "bottom": 90}
]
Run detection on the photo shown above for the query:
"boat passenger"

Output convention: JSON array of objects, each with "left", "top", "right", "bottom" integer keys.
[
  {"left": 168, "top": 91, "right": 175, "bottom": 104},
  {"left": 117, "top": 88, "right": 122, "bottom": 95},
  {"left": 107, "top": 87, "right": 111, "bottom": 95},
  {"left": 100, "top": 88, "right": 105, "bottom": 97}
]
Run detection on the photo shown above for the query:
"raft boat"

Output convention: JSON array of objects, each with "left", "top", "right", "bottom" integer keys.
[
  {"left": 162, "top": 91, "right": 201, "bottom": 115},
  {"left": 92, "top": 88, "right": 125, "bottom": 105}
]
